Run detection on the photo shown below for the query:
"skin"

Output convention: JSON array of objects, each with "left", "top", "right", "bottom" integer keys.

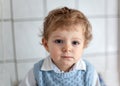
[{"left": 42, "top": 25, "right": 86, "bottom": 72}]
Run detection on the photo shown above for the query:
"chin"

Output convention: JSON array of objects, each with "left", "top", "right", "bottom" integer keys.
[{"left": 62, "top": 61, "right": 74, "bottom": 66}]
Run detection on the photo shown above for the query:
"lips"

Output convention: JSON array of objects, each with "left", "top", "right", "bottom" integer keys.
[{"left": 62, "top": 56, "right": 73, "bottom": 58}]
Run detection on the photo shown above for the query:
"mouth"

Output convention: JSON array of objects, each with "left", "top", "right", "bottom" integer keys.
[{"left": 61, "top": 56, "right": 73, "bottom": 59}]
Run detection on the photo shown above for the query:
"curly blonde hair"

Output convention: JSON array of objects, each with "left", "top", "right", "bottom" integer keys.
[{"left": 42, "top": 7, "right": 92, "bottom": 47}]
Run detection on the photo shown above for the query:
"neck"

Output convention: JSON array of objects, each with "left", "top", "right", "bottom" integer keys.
[
  {"left": 51, "top": 59, "right": 75, "bottom": 72},
  {"left": 57, "top": 63, "right": 75, "bottom": 72}
]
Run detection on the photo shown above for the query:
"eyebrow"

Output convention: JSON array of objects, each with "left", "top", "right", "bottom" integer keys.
[
  {"left": 52, "top": 35, "right": 63, "bottom": 38},
  {"left": 52, "top": 35, "right": 82, "bottom": 40},
  {"left": 72, "top": 38, "right": 82, "bottom": 41}
]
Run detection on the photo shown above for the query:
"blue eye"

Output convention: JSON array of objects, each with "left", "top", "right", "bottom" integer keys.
[
  {"left": 54, "top": 39, "right": 63, "bottom": 44},
  {"left": 72, "top": 41, "right": 80, "bottom": 45}
]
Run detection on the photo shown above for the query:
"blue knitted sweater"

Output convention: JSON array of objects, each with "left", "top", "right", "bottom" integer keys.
[{"left": 34, "top": 59, "right": 94, "bottom": 86}]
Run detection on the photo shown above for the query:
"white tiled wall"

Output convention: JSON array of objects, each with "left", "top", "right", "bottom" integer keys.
[
  {"left": 0, "top": 0, "right": 119, "bottom": 86},
  {"left": 107, "top": 18, "right": 118, "bottom": 52},
  {"left": 12, "top": 0, "right": 44, "bottom": 19},
  {"left": 17, "top": 62, "right": 36, "bottom": 81},
  {"left": 46, "top": 0, "right": 76, "bottom": 13},
  {"left": 107, "top": 0, "right": 118, "bottom": 16},
  {"left": 0, "top": 0, "right": 11, "bottom": 19},
  {"left": 0, "top": 21, "right": 14, "bottom": 61},
  {"left": 105, "top": 54, "right": 119, "bottom": 86},
  {"left": 84, "top": 18, "right": 106, "bottom": 54},
  {"left": 14, "top": 21, "right": 46, "bottom": 60},
  {"left": 85, "top": 55, "right": 106, "bottom": 73},
  {"left": 78, "top": 0, "right": 106, "bottom": 16},
  {"left": 0, "top": 63, "right": 17, "bottom": 86}
]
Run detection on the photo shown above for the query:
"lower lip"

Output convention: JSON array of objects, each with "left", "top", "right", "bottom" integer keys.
[{"left": 62, "top": 56, "right": 73, "bottom": 58}]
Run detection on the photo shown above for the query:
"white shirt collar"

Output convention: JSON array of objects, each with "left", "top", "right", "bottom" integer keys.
[{"left": 41, "top": 56, "right": 86, "bottom": 73}]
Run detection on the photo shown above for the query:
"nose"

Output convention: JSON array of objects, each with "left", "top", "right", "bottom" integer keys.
[{"left": 62, "top": 43, "right": 72, "bottom": 52}]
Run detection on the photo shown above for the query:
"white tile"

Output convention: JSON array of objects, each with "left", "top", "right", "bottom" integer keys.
[
  {"left": 78, "top": 0, "right": 106, "bottom": 16},
  {"left": 105, "top": 71, "right": 119, "bottom": 86},
  {"left": 17, "top": 62, "right": 35, "bottom": 81},
  {"left": 0, "top": 63, "right": 16, "bottom": 86},
  {"left": 83, "top": 18, "right": 106, "bottom": 54},
  {"left": 0, "top": 21, "right": 14, "bottom": 61},
  {"left": 14, "top": 21, "right": 47, "bottom": 59},
  {"left": 46, "top": 0, "right": 76, "bottom": 15},
  {"left": 85, "top": 54, "right": 119, "bottom": 86},
  {"left": 0, "top": 72, "right": 11, "bottom": 86},
  {"left": 12, "top": 0, "right": 44, "bottom": 19},
  {"left": 106, "top": 54, "right": 118, "bottom": 70},
  {"left": 107, "top": 0, "right": 118, "bottom": 16},
  {"left": 0, "top": 0, "right": 11, "bottom": 19},
  {"left": 107, "top": 18, "right": 118, "bottom": 52},
  {"left": 84, "top": 55, "right": 106, "bottom": 73}
]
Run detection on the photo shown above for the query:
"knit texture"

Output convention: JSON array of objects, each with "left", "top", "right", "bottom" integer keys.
[{"left": 34, "top": 59, "right": 95, "bottom": 86}]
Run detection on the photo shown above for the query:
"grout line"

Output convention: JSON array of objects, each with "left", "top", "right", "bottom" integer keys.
[
  {"left": 10, "top": 0, "right": 19, "bottom": 85},
  {"left": 0, "top": 14, "right": 119, "bottom": 22},
  {"left": 117, "top": 0, "right": 120, "bottom": 84},
  {"left": 83, "top": 51, "right": 118, "bottom": 57},
  {"left": 0, "top": 15, "right": 119, "bottom": 22},
  {"left": 0, "top": 51, "right": 118, "bottom": 63},
  {"left": 12, "top": 18, "right": 44, "bottom": 22},
  {"left": 0, "top": 18, "right": 43, "bottom": 22},
  {"left": 104, "top": 0, "right": 108, "bottom": 76},
  {"left": 0, "top": 19, "right": 11, "bottom": 21},
  {"left": 43, "top": 0, "right": 47, "bottom": 16},
  {"left": 87, "top": 15, "right": 118, "bottom": 18},
  {"left": 0, "top": 0, "right": 4, "bottom": 63},
  {"left": 0, "top": 58, "right": 40, "bottom": 63},
  {"left": 43, "top": 0, "right": 49, "bottom": 56}
]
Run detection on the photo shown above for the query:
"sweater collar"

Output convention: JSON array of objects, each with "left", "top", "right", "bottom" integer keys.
[{"left": 41, "top": 56, "right": 86, "bottom": 73}]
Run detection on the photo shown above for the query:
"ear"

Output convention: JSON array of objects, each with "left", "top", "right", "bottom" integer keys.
[{"left": 42, "top": 38, "right": 49, "bottom": 52}]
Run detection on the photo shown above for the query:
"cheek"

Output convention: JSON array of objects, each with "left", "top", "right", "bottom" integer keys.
[
  {"left": 48, "top": 45, "right": 61, "bottom": 54},
  {"left": 75, "top": 47, "right": 84, "bottom": 56},
  {"left": 49, "top": 48, "right": 60, "bottom": 60}
]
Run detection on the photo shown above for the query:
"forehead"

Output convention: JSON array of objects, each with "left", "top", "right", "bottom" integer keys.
[
  {"left": 50, "top": 25, "right": 84, "bottom": 37},
  {"left": 52, "top": 24, "right": 85, "bottom": 32},
  {"left": 46, "top": 24, "right": 85, "bottom": 40}
]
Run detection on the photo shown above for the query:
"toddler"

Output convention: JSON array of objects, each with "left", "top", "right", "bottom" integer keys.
[{"left": 20, "top": 7, "right": 101, "bottom": 86}]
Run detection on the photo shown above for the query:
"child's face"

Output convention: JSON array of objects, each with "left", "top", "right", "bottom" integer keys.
[{"left": 42, "top": 25, "right": 85, "bottom": 71}]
